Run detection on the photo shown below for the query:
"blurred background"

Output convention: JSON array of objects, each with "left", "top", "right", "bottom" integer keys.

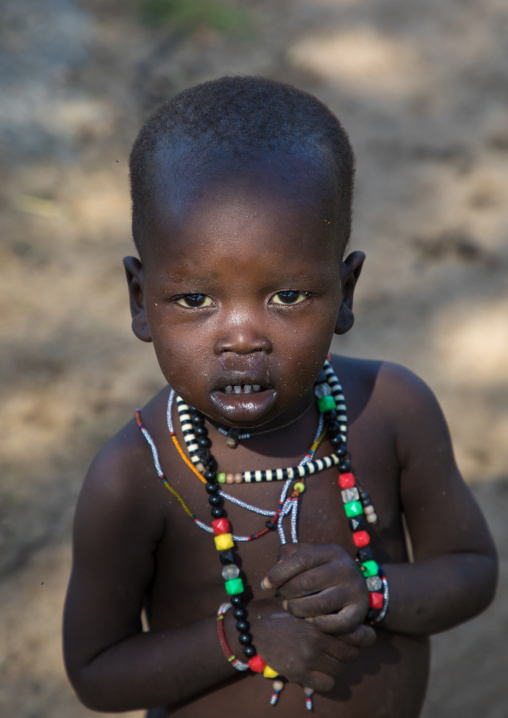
[{"left": 0, "top": 1, "right": 507, "bottom": 716}]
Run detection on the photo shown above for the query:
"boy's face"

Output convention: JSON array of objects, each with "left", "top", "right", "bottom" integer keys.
[{"left": 126, "top": 155, "right": 361, "bottom": 429}]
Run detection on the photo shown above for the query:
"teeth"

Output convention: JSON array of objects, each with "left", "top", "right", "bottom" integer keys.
[{"left": 224, "top": 384, "right": 262, "bottom": 394}]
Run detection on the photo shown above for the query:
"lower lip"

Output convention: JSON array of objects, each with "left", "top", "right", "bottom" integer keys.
[{"left": 209, "top": 388, "right": 277, "bottom": 425}]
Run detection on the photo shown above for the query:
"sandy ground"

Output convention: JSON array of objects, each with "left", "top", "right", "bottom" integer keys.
[{"left": 1, "top": 1, "right": 507, "bottom": 716}]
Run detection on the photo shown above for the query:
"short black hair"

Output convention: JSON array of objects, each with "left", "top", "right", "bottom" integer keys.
[{"left": 129, "top": 75, "right": 355, "bottom": 256}]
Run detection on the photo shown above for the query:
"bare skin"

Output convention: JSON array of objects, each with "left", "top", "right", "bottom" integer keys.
[{"left": 63, "top": 155, "right": 497, "bottom": 717}]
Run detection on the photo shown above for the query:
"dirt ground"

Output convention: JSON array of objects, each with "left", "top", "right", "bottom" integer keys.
[{"left": 1, "top": 1, "right": 507, "bottom": 716}]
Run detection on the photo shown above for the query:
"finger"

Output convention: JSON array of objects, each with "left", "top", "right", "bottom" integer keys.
[
  {"left": 300, "top": 671, "right": 335, "bottom": 693},
  {"left": 262, "top": 544, "right": 340, "bottom": 590},
  {"left": 311, "top": 618, "right": 377, "bottom": 648},
  {"left": 276, "top": 563, "right": 340, "bottom": 600},
  {"left": 286, "top": 586, "right": 368, "bottom": 627}
]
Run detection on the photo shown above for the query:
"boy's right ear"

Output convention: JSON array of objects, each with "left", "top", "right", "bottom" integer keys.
[{"left": 123, "top": 256, "right": 152, "bottom": 343}]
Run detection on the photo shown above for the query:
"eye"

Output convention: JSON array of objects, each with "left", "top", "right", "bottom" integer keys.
[
  {"left": 176, "top": 294, "right": 214, "bottom": 308},
  {"left": 270, "top": 291, "right": 310, "bottom": 306}
]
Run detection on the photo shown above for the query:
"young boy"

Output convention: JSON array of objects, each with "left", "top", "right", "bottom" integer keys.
[{"left": 63, "top": 76, "right": 497, "bottom": 718}]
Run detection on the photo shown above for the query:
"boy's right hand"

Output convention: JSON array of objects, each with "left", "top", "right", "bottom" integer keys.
[{"left": 242, "top": 597, "right": 375, "bottom": 692}]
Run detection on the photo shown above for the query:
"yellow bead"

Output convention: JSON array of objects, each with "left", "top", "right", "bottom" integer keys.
[
  {"left": 214, "top": 533, "right": 234, "bottom": 551},
  {"left": 263, "top": 665, "right": 279, "bottom": 678}
]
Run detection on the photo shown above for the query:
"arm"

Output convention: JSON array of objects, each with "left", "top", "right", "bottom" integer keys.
[
  {"left": 64, "top": 426, "right": 373, "bottom": 711},
  {"left": 263, "top": 364, "right": 498, "bottom": 638},
  {"left": 378, "top": 364, "right": 498, "bottom": 635}
]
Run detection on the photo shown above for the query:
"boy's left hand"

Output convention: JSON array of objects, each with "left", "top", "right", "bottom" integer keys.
[{"left": 262, "top": 543, "right": 371, "bottom": 634}]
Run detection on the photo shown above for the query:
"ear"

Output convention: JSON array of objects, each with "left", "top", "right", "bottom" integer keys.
[
  {"left": 335, "top": 250, "right": 365, "bottom": 335},
  {"left": 123, "top": 256, "right": 152, "bottom": 343}
]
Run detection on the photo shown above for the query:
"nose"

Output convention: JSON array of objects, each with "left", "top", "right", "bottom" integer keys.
[{"left": 214, "top": 307, "right": 272, "bottom": 355}]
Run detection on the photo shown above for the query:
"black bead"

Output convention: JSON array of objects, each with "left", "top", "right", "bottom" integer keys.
[
  {"left": 233, "top": 607, "right": 247, "bottom": 620},
  {"left": 198, "top": 448, "right": 210, "bottom": 462},
  {"left": 206, "top": 458, "right": 218, "bottom": 472},
  {"left": 359, "top": 489, "right": 371, "bottom": 504},
  {"left": 194, "top": 425, "right": 207, "bottom": 436},
  {"left": 265, "top": 520, "right": 276, "bottom": 530},
  {"left": 236, "top": 620, "right": 250, "bottom": 633},
  {"left": 339, "top": 459, "right": 351, "bottom": 472},
  {"left": 198, "top": 436, "right": 211, "bottom": 448},
  {"left": 357, "top": 546, "right": 373, "bottom": 563},
  {"left": 219, "top": 549, "right": 236, "bottom": 565},
  {"left": 349, "top": 516, "right": 367, "bottom": 532},
  {"left": 208, "top": 494, "right": 222, "bottom": 507},
  {"left": 330, "top": 434, "right": 344, "bottom": 446},
  {"left": 211, "top": 506, "right": 225, "bottom": 518},
  {"left": 204, "top": 470, "right": 217, "bottom": 482},
  {"left": 242, "top": 644, "right": 256, "bottom": 658},
  {"left": 327, "top": 420, "right": 341, "bottom": 435},
  {"left": 231, "top": 595, "right": 244, "bottom": 606},
  {"left": 238, "top": 632, "right": 253, "bottom": 645},
  {"left": 324, "top": 410, "right": 337, "bottom": 421},
  {"left": 205, "top": 482, "right": 219, "bottom": 494},
  {"left": 191, "top": 413, "right": 204, "bottom": 425},
  {"left": 334, "top": 445, "right": 347, "bottom": 457}
]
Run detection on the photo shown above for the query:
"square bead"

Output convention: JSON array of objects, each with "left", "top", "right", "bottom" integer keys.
[
  {"left": 342, "top": 487, "right": 360, "bottom": 504},
  {"left": 338, "top": 472, "right": 356, "bottom": 489},
  {"left": 366, "top": 575, "right": 383, "bottom": 592},
  {"left": 225, "top": 577, "right": 244, "bottom": 595},
  {"left": 344, "top": 500, "right": 364, "bottom": 518},
  {"left": 317, "top": 395, "right": 336, "bottom": 413},
  {"left": 361, "top": 560, "right": 379, "bottom": 577},
  {"left": 349, "top": 516, "right": 367, "bottom": 532},
  {"left": 212, "top": 518, "right": 230, "bottom": 535},
  {"left": 219, "top": 549, "right": 236, "bottom": 565},
  {"left": 247, "top": 655, "right": 266, "bottom": 673},
  {"left": 352, "top": 530, "right": 370, "bottom": 547},
  {"left": 214, "top": 533, "right": 234, "bottom": 551},
  {"left": 369, "top": 592, "right": 384, "bottom": 610},
  {"left": 357, "top": 546, "right": 373, "bottom": 563}
]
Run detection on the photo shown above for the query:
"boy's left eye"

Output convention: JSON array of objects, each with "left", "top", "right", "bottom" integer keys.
[
  {"left": 270, "top": 291, "right": 309, "bottom": 305},
  {"left": 176, "top": 294, "right": 214, "bottom": 308}
]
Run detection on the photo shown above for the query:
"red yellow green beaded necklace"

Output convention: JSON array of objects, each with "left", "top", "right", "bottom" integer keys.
[{"left": 136, "top": 359, "right": 386, "bottom": 711}]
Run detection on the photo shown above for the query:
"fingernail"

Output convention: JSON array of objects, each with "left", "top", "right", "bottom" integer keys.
[
  {"left": 261, "top": 577, "right": 272, "bottom": 590},
  {"left": 282, "top": 599, "right": 288, "bottom": 611},
  {"left": 305, "top": 616, "right": 314, "bottom": 623}
]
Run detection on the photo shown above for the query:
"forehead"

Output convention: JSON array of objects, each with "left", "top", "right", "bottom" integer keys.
[{"left": 143, "top": 150, "right": 342, "bottom": 269}]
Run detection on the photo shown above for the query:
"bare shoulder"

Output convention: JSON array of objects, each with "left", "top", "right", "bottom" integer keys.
[{"left": 74, "top": 386, "right": 170, "bottom": 545}]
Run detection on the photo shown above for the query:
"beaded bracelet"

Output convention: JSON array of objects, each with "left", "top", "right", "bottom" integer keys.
[
  {"left": 216, "top": 603, "right": 250, "bottom": 671},
  {"left": 367, "top": 566, "right": 390, "bottom": 624}
]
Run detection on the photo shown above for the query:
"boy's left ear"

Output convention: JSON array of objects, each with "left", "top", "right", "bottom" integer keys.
[
  {"left": 335, "top": 250, "right": 365, "bottom": 335},
  {"left": 123, "top": 256, "right": 152, "bottom": 343}
]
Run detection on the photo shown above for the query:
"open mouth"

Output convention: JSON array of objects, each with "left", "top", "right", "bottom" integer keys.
[{"left": 223, "top": 384, "right": 264, "bottom": 394}]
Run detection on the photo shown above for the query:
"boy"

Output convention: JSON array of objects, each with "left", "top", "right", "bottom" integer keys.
[{"left": 63, "top": 76, "right": 497, "bottom": 717}]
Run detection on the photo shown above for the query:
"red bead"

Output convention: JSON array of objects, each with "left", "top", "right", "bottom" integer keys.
[
  {"left": 352, "top": 530, "right": 370, "bottom": 547},
  {"left": 212, "top": 518, "right": 230, "bottom": 535},
  {"left": 248, "top": 655, "right": 266, "bottom": 673},
  {"left": 338, "top": 472, "right": 355, "bottom": 489},
  {"left": 369, "top": 592, "right": 384, "bottom": 610}
]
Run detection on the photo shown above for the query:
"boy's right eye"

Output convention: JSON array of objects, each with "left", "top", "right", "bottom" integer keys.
[{"left": 175, "top": 294, "right": 214, "bottom": 308}]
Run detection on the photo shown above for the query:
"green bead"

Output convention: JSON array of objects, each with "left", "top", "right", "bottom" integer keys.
[
  {"left": 361, "top": 560, "right": 379, "bottom": 577},
  {"left": 217, "top": 472, "right": 227, "bottom": 484},
  {"left": 225, "top": 577, "right": 244, "bottom": 595},
  {"left": 344, "top": 500, "right": 364, "bottom": 518},
  {"left": 293, "top": 481, "right": 306, "bottom": 494},
  {"left": 317, "top": 395, "right": 336, "bottom": 413}
]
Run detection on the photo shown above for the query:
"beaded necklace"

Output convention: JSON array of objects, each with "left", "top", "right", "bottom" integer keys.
[{"left": 136, "top": 360, "right": 383, "bottom": 711}]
